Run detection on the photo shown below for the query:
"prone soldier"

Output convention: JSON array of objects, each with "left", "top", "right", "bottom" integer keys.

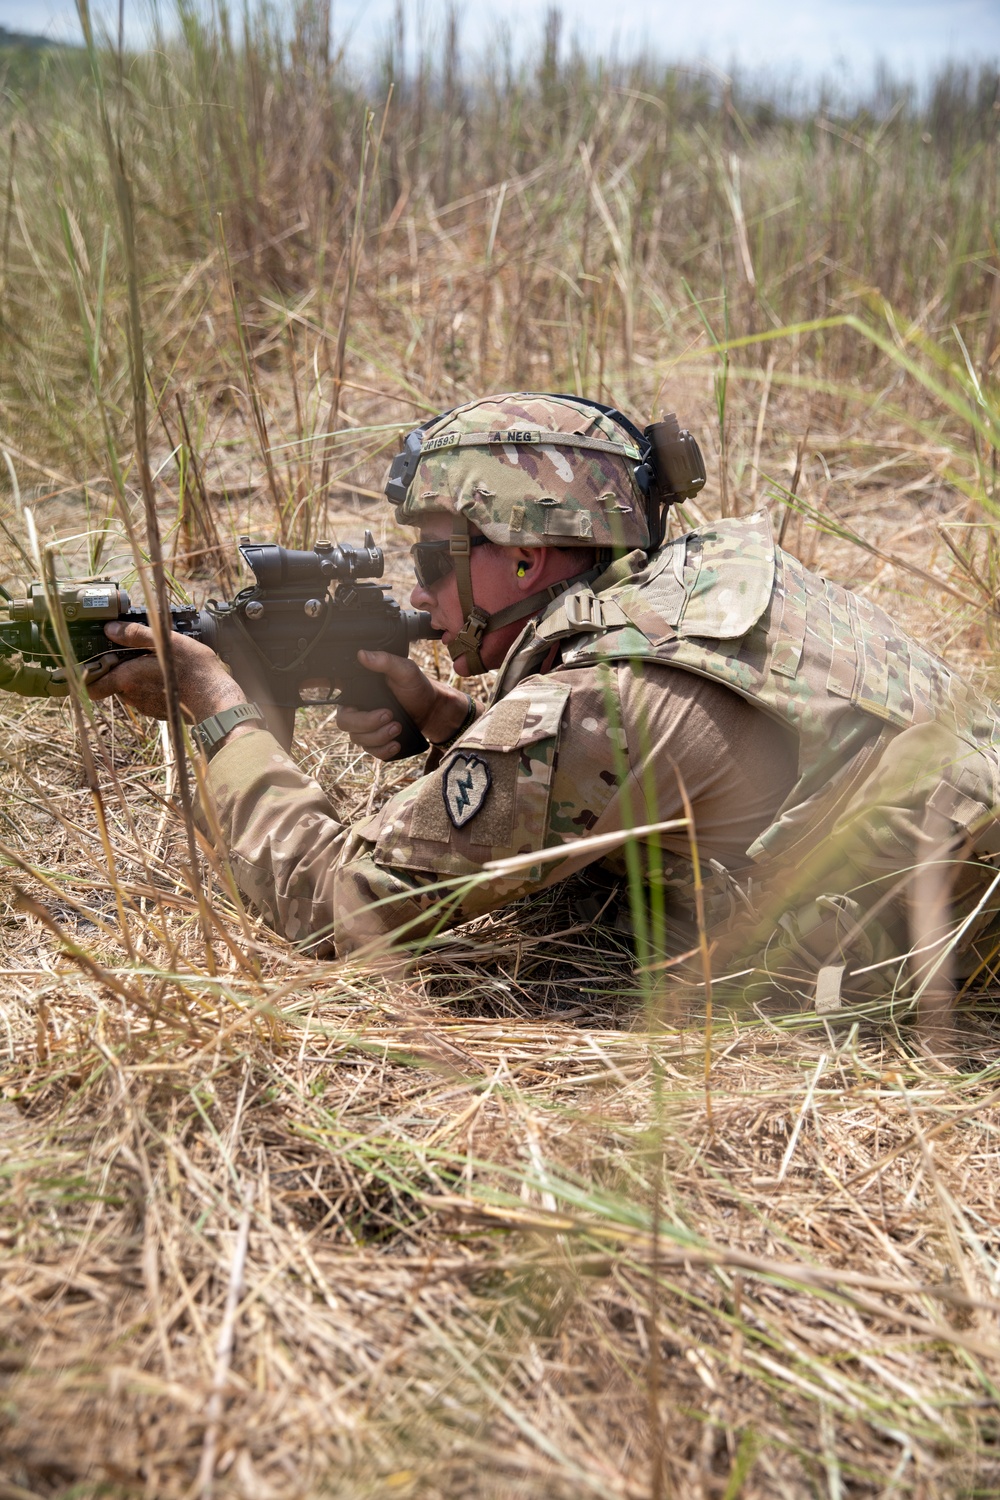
[{"left": 76, "top": 393, "right": 1000, "bottom": 1011}]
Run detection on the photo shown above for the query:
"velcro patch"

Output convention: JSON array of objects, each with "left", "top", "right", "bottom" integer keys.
[
  {"left": 443, "top": 753, "right": 492, "bottom": 828},
  {"left": 474, "top": 698, "right": 528, "bottom": 751},
  {"left": 543, "top": 510, "right": 594, "bottom": 539},
  {"left": 368, "top": 679, "right": 571, "bottom": 875}
]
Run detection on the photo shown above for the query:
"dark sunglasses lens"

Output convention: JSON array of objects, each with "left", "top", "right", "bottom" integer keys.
[{"left": 411, "top": 543, "right": 453, "bottom": 589}]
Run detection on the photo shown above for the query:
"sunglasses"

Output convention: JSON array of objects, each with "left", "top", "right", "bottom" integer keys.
[{"left": 410, "top": 534, "right": 490, "bottom": 589}]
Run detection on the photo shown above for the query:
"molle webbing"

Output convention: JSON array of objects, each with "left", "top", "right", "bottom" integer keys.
[{"left": 503, "top": 512, "right": 1000, "bottom": 864}]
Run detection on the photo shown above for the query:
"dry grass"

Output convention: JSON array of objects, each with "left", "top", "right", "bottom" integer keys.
[
  {"left": 4, "top": 904, "right": 1000, "bottom": 1497},
  {"left": 1, "top": 10, "right": 1000, "bottom": 1498}
]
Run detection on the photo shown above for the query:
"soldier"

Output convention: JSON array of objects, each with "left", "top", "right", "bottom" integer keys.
[{"left": 89, "top": 393, "right": 1000, "bottom": 1015}]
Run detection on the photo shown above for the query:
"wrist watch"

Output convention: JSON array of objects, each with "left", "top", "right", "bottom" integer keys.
[{"left": 190, "top": 701, "right": 265, "bottom": 759}]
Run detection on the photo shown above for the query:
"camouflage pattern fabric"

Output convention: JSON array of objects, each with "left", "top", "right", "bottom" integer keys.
[
  {"left": 510, "top": 510, "right": 1000, "bottom": 854},
  {"left": 206, "top": 509, "right": 1000, "bottom": 988},
  {"left": 0, "top": 653, "right": 71, "bottom": 697},
  {"left": 389, "top": 392, "right": 651, "bottom": 551},
  {"left": 206, "top": 663, "right": 798, "bottom": 958},
  {"left": 498, "top": 510, "right": 1000, "bottom": 993}
]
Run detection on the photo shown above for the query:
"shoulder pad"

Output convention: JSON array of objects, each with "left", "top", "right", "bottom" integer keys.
[
  {"left": 562, "top": 511, "right": 776, "bottom": 665},
  {"left": 672, "top": 511, "right": 775, "bottom": 640},
  {"left": 461, "top": 677, "right": 569, "bottom": 750},
  {"left": 614, "top": 510, "right": 775, "bottom": 641}
]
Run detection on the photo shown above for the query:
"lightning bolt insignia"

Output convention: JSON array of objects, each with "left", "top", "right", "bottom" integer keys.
[{"left": 454, "top": 770, "right": 474, "bottom": 812}]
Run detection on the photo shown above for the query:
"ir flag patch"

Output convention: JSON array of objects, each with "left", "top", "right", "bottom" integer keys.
[{"left": 443, "top": 753, "right": 492, "bottom": 828}]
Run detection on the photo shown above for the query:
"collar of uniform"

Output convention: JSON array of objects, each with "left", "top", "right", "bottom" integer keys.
[
  {"left": 491, "top": 578, "right": 591, "bottom": 699},
  {"left": 491, "top": 621, "right": 553, "bottom": 699},
  {"left": 490, "top": 550, "right": 649, "bottom": 699},
  {"left": 593, "top": 547, "right": 649, "bottom": 592}
]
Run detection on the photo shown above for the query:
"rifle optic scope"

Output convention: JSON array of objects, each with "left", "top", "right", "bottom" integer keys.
[
  {"left": 238, "top": 532, "right": 384, "bottom": 589},
  {"left": 6, "top": 579, "right": 129, "bottom": 622}
]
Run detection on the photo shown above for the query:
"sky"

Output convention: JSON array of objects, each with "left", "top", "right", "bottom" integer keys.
[{"left": 2, "top": 0, "right": 998, "bottom": 86}]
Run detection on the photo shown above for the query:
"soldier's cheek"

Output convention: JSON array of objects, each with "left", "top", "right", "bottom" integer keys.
[{"left": 435, "top": 581, "right": 466, "bottom": 639}]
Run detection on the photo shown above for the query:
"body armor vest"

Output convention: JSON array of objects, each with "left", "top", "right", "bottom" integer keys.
[{"left": 494, "top": 511, "right": 1000, "bottom": 867}]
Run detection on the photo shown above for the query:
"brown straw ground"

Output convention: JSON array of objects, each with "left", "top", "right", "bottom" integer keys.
[
  {"left": 0, "top": 343, "right": 997, "bottom": 1494},
  {"left": 1, "top": 28, "right": 1000, "bottom": 1492},
  {"left": 2, "top": 373, "right": 1000, "bottom": 1497},
  {"left": 2, "top": 665, "right": 1000, "bottom": 1497}
]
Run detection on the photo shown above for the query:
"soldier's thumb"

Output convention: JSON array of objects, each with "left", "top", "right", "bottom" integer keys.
[{"left": 105, "top": 620, "right": 155, "bottom": 649}]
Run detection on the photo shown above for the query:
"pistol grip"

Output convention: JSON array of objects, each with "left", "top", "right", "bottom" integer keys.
[
  {"left": 258, "top": 702, "right": 298, "bottom": 751},
  {"left": 346, "top": 666, "right": 429, "bottom": 760}
]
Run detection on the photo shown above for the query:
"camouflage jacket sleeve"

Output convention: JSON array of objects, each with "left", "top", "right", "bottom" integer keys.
[
  {"left": 205, "top": 662, "right": 796, "bottom": 958},
  {"left": 203, "top": 672, "right": 619, "bottom": 957}
]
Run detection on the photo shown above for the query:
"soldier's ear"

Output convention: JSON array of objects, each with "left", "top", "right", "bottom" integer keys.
[{"left": 512, "top": 547, "right": 543, "bottom": 586}]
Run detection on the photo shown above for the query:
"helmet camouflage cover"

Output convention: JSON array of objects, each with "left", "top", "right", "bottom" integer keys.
[{"left": 387, "top": 393, "right": 652, "bottom": 551}]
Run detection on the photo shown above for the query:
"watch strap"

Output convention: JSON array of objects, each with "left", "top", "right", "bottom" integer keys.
[{"left": 190, "top": 701, "right": 265, "bottom": 758}]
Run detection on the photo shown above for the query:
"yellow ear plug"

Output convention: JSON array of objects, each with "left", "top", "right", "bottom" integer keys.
[{"left": 517, "top": 563, "right": 527, "bottom": 577}]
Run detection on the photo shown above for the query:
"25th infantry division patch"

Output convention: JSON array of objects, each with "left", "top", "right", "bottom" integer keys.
[{"left": 443, "top": 753, "right": 492, "bottom": 828}]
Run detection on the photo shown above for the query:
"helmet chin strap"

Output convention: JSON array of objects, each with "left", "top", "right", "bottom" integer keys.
[
  {"left": 447, "top": 518, "right": 490, "bottom": 674},
  {"left": 445, "top": 516, "right": 598, "bottom": 676}
]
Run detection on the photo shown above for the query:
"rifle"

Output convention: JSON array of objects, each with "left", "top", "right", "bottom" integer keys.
[{"left": 0, "top": 533, "right": 438, "bottom": 758}]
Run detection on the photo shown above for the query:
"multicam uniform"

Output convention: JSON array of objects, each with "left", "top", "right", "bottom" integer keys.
[{"left": 206, "top": 510, "right": 1000, "bottom": 988}]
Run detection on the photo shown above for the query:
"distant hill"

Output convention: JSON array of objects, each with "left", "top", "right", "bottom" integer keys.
[
  {"left": 0, "top": 25, "right": 84, "bottom": 92},
  {"left": 0, "top": 25, "right": 74, "bottom": 51}
]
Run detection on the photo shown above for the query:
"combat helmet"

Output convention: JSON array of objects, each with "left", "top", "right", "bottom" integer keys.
[{"left": 384, "top": 392, "right": 705, "bottom": 673}]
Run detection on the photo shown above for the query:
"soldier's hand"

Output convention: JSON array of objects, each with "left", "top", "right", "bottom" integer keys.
[
  {"left": 90, "top": 620, "right": 247, "bottom": 724},
  {"left": 336, "top": 650, "right": 475, "bottom": 761}
]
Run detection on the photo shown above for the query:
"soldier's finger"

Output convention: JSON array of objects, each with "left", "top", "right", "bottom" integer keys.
[
  {"left": 341, "top": 723, "right": 402, "bottom": 755},
  {"left": 358, "top": 722, "right": 402, "bottom": 750},
  {"left": 88, "top": 653, "right": 162, "bottom": 701},
  {"left": 86, "top": 667, "right": 123, "bottom": 701},
  {"left": 335, "top": 705, "right": 392, "bottom": 736}
]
